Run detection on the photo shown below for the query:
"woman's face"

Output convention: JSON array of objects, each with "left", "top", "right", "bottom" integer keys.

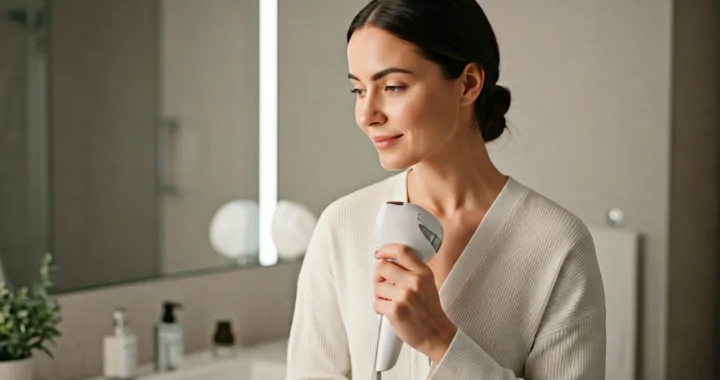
[{"left": 347, "top": 26, "right": 479, "bottom": 171}]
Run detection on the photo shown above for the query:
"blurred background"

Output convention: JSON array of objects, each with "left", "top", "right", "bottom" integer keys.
[{"left": 0, "top": 1, "right": 717, "bottom": 380}]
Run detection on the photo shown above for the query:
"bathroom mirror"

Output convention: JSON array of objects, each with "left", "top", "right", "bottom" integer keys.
[{"left": 0, "top": 0, "right": 264, "bottom": 293}]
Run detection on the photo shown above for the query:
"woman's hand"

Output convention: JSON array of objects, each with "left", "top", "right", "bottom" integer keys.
[{"left": 374, "top": 243, "right": 458, "bottom": 364}]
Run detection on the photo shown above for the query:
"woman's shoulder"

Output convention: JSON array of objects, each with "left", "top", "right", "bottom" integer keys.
[
  {"left": 503, "top": 179, "right": 604, "bottom": 307},
  {"left": 509, "top": 178, "right": 594, "bottom": 248}
]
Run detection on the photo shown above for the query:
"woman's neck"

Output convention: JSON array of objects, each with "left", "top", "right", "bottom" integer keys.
[{"left": 406, "top": 137, "right": 507, "bottom": 217}]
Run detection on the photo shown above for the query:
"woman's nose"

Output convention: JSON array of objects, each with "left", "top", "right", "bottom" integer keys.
[{"left": 359, "top": 97, "right": 387, "bottom": 127}]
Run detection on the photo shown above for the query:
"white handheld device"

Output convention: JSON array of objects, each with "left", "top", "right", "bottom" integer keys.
[{"left": 373, "top": 201, "right": 443, "bottom": 374}]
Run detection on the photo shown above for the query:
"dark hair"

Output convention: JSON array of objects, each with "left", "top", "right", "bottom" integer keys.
[{"left": 347, "top": 0, "right": 511, "bottom": 142}]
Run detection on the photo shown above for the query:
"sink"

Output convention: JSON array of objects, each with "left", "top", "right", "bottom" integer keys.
[
  {"left": 142, "top": 359, "right": 254, "bottom": 380},
  {"left": 137, "top": 358, "right": 287, "bottom": 380},
  {"left": 80, "top": 339, "right": 288, "bottom": 380},
  {"left": 250, "top": 359, "right": 287, "bottom": 379}
]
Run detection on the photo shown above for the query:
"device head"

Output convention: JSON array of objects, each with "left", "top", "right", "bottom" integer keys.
[{"left": 375, "top": 201, "right": 443, "bottom": 261}]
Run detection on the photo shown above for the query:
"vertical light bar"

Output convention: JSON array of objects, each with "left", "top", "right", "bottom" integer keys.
[{"left": 259, "top": 0, "right": 278, "bottom": 266}]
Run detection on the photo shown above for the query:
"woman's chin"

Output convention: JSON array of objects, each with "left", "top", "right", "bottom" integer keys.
[{"left": 377, "top": 152, "right": 417, "bottom": 171}]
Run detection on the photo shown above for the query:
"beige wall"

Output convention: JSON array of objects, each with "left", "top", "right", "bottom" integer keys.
[{"left": 481, "top": 2, "right": 673, "bottom": 379}]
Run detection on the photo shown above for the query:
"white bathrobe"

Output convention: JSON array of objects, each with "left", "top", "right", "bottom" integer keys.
[{"left": 286, "top": 169, "right": 606, "bottom": 380}]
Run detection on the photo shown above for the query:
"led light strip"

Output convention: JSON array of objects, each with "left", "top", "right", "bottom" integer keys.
[{"left": 258, "top": 0, "right": 278, "bottom": 266}]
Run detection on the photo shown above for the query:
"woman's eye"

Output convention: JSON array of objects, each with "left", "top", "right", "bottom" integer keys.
[
  {"left": 350, "top": 86, "right": 404, "bottom": 96},
  {"left": 385, "top": 85, "right": 406, "bottom": 92}
]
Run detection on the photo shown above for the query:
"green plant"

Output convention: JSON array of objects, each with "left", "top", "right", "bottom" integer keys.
[{"left": 0, "top": 253, "right": 62, "bottom": 361}]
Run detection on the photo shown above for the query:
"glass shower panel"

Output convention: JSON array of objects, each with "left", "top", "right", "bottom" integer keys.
[
  {"left": 0, "top": 0, "right": 50, "bottom": 288},
  {"left": 48, "top": 0, "right": 162, "bottom": 292}
]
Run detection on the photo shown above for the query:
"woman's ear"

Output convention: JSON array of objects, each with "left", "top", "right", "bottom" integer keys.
[{"left": 459, "top": 62, "right": 484, "bottom": 106}]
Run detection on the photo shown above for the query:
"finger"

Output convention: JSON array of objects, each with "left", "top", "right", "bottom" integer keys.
[
  {"left": 375, "top": 260, "right": 425, "bottom": 293},
  {"left": 374, "top": 258, "right": 408, "bottom": 285},
  {"left": 374, "top": 280, "right": 405, "bottom": 301},
  {"left": 373, "top": 297, "right": 409, "bottom": 320},
  {"left": 376, "top": 243, "right": 427, "bottom": 273},
  {"left": 374, "top": 297, "right": 392, "bottom": 316}
]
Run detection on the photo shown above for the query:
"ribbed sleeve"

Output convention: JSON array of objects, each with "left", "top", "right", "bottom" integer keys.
[{"left": 286, "top": 208, "right": 351, "bottom": 380}]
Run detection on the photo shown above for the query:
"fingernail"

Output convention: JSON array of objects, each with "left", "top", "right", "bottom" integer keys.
[{"left": 374, "top": 250, "right": 379, "bottom": 257}]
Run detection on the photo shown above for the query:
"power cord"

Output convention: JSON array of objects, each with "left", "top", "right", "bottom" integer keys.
[{"left": 371, "top": 314, "right": 383, "bottom": 380}]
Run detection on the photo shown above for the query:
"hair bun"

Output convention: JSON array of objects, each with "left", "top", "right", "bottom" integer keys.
[
  {"left": 490, "top": 85, "right": 511, "bottom": 118},
  {"left": 480, "top": 84, "right": 511, "bottom": 142}
]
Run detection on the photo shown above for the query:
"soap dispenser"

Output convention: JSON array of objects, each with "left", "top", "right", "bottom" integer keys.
[
  {"left": 102, "top": 307, "right": 138, "bottom": 379},
  {"left": 154, "top": 301, "right": 184, "bottom": 372}
]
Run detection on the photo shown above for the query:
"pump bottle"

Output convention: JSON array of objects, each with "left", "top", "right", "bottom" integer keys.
[
  {"left": 154, "top": 301, "right": 183, "bottom": 371},
  {"left": 102, "top": 307, "right": 138, "bottom": 379}
]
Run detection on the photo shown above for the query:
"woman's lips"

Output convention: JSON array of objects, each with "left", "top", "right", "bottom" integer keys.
[{"left": 371, "top": 134, "right": 403, "bottom": 149}]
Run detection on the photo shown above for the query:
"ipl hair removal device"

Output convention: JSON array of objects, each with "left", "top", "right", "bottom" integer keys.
[{"left": 373, "top": 201, "right": 443, "bottom": 376}]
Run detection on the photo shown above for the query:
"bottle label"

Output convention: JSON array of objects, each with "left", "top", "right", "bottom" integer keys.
[
  {"left": 118, "top": 340, "right": 138, "bottom": 377},
  {"left": 164, "top": 331, "right": 184, "bottom": 369}
]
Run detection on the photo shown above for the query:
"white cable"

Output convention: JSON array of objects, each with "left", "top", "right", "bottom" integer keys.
[{"left": 371, "top": 314, "right": 383, "bottom": 380}]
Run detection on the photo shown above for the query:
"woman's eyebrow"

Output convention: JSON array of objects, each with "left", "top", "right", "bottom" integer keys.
[{"left": 348, "top": 67, "right": 414, "bottom": 81}]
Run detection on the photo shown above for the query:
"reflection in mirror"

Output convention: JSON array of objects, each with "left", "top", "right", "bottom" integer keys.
[
  {"left": 158, "top": 0, "right": 259, "bottom": 277},
  {"left": 0, "top": 0, "right": 260, "bottom": 293},
  {"left": 271, "top": 200, "right": 317, "bottom": 261},
  {"left": 209, "top": 199, "right": 260, "bottom": 265}
]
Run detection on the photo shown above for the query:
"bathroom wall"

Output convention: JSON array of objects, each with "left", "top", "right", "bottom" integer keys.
[{"left": 482, "top": 2, "right": 672, "bottom": 379}]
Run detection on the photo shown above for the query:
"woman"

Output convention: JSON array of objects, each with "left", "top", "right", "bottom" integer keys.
[{"left": 287, "top": 1, "right": 606, "bottom": 379}]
